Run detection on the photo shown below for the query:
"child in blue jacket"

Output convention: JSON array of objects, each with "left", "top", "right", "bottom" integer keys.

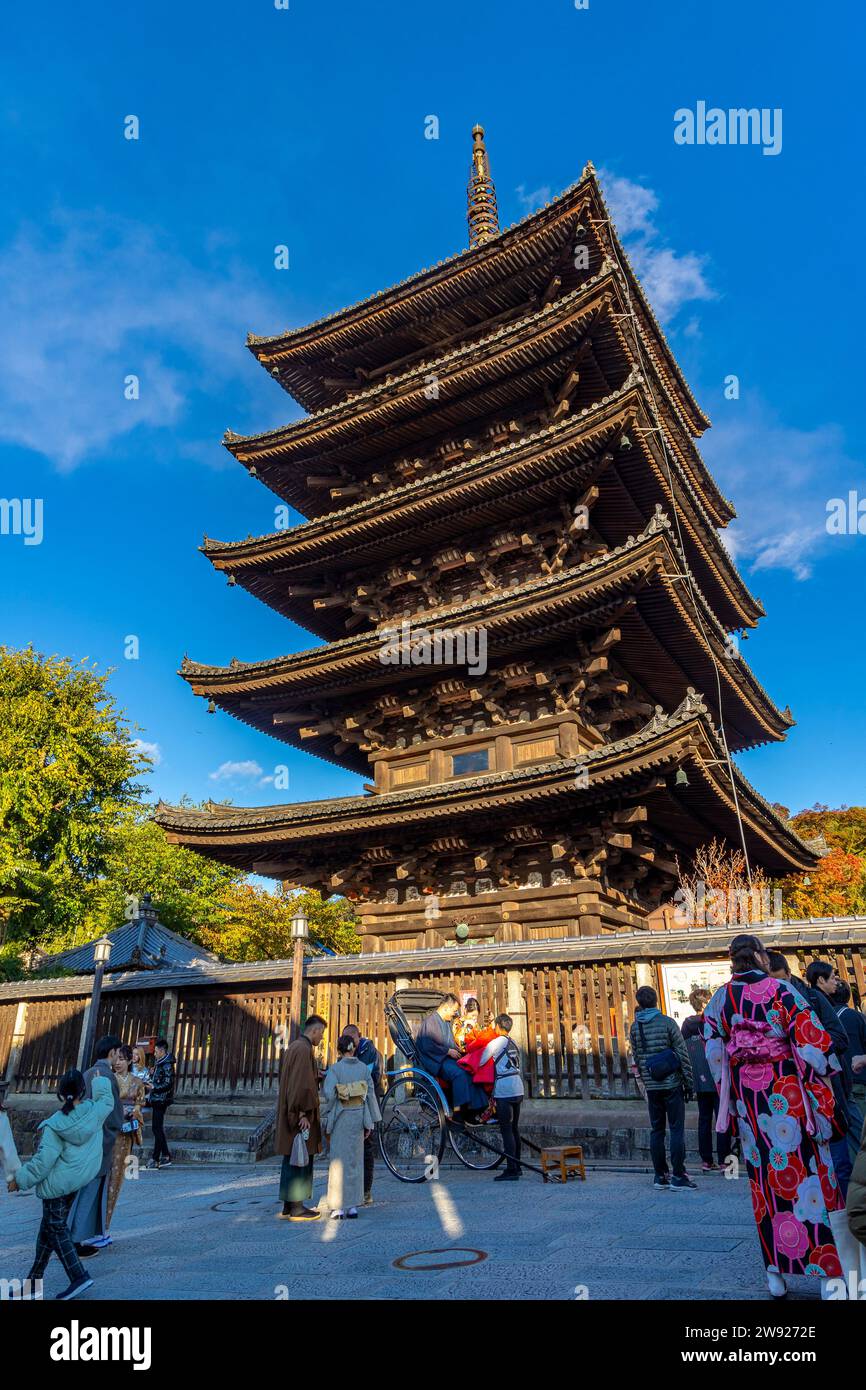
[{"left": 8, "top": 1067, "right": 114, "bottom": 1300}]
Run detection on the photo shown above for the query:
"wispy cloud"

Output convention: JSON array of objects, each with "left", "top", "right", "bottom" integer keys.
[
  {"left": 209, "top": 759, "right": 264, "bottom": 782},
  {"left": 0, "top": 209, "right": 283, "bottom": 470},
  {"left": 132, "top": 739, "right": 162, "bottom": 767},
  {"left": 515, "top": 184, "right": 552, "bottom": 215},
  {"left": 598, "top": 169, "right": 715, "bottom": 323},
  {"left": 705, "top": 398, "right": 858, "bottom": 581}
]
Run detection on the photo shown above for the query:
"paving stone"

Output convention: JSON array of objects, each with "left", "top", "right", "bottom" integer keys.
[{"left": 0, "top": 1157, "right": 780, "bottom": 1301}]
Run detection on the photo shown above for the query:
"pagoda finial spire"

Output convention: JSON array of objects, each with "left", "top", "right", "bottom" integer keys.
[{"left": 467, "top": 125, "right": 499, "bottom": 249}]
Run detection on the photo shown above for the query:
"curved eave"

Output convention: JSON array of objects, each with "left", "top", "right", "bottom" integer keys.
[
  {"left": 244, "top": 164, "right": 711, "bottom": 449},
  {"left": 229, "top": 271, "right": 624, "bottom": 461},
  {"left": 182, "top": 527, "right": 792, "bottom": 755},
  {"left": 153, "top": 712, "right": 815, "bottom": 876},
  {"left": 231, "top": 269, "right": 729, "bottom": 529},
  {"left": 246, "top": 174, "right": 601, "bottom": 408},
  {"left": 206, "top": 384, "right": 762, "bottom": 632}
]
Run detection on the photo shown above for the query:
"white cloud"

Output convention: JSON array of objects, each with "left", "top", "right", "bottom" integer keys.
[
  {"left": 132, "top": 739, "right": 162, "bottom": 766},
  {"left": 598, "top": 169, "right": 715, "bottom": 323},
  {"left": 704, "top": 399, "right": 857, "bottom": 581},
  {"left": 515, "top": 184, "right": 552, "bottom": 214},
  {"left": 597, "top": 172, "right": 659, "bottom": 237},
  {"left": 209, "top": 760, "right": 264, "bottom": 782},
  {"left": 0, "top": 209, "right": 283, "bottom": 470}
]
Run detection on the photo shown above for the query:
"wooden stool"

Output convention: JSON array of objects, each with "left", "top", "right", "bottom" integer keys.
[{"left": 540, "top": 1144, "right": 587, "bottom": 1183}]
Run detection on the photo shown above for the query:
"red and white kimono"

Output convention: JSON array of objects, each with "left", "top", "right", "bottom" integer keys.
[{"left": 703, "top": 969, "right": 844, "bottom": 1279}]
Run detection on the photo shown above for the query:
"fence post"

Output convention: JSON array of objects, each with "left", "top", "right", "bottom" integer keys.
[
  {"left": 159, "top": 991, "right": 179, "bottom": 1049},
  {"left": 4, "top": 1001, "right": 28, "bottom": 1092}
]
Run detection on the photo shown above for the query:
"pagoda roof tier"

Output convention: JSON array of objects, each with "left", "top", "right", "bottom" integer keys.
[
  {"left": 206, "top": 384, "right": 761, "bottom": 635},
  {"left": 227, "top": 267, "right": 733, "bottom": 527},
  {"left": 181, "top": 520, "right": 792, "bottom": 763},
  {"left": 153, "top": 695, "right": 815, "bottom": 877},
  {"left": 246, "top": 165, "right": 710, "bottom": 442}
]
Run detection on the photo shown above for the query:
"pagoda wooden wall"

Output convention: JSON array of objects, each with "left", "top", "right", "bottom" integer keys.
[{"left": 5, "top": 936, "right": 866, "bottom": 1099}]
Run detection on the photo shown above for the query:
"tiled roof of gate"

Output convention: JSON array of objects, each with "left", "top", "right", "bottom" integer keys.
[{"left": 2, "top": 918, "right": 865, "bottom": 1001}]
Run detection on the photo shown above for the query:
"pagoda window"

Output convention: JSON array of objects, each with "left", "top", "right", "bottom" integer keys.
[{"left": 450, "top": 747, "right": 491, "bottom": 778}]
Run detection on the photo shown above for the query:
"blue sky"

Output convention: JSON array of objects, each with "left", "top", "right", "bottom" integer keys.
[{"left": 1, "top": 1, "right": 863, "bottom": 819}]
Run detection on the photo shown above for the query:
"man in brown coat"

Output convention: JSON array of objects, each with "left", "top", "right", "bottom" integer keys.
[{"left": 276, "top": 1015, "right": 326, "bottom": 1221}]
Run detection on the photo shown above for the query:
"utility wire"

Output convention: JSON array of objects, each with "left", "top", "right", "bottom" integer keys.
[{"left": 596, "top": 218, "right": 753, "bottom": 885}]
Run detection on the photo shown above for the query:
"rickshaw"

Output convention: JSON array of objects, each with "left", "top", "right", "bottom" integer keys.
[{"left": 377, "top": 988, "right": 505, "bottom": 1181}]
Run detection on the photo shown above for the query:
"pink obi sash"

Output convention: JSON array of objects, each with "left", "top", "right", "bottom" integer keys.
[{"left": 716, "top": 1020, "right": 816, "bottom": 1137}]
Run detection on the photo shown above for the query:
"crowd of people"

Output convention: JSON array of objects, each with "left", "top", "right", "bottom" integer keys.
[
  {"left": 275, "top": 995, "right": 527, "bottom": 1220},
  {"left": 629, "top": 934, "right": 866, "bottom": 1299},
  {"left": 7, "top": 938, "right": 866, "bottom": 1301},
  {"left": 5, "top": 1035, "right": 176, "bottom": 1300}
]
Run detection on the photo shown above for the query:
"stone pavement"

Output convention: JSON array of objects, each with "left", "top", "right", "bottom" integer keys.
[{"left": 0, "top": 1155, "right": 821, "bottom": 1301}]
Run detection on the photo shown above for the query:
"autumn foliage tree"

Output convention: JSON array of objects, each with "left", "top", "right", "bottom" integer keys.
[{"left": 778, "top": 805, "right": 866, "bottom": 919}]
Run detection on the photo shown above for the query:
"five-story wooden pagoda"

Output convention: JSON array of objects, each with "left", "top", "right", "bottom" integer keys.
[{"left": 156, "top": 130, "right": 814, "bottom": 952}]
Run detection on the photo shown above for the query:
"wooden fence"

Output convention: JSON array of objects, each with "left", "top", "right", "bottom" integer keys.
[
  {"left": 15, "top": 999, "right": 87, "bottom": 1092},
  {"left": 524, "top": 962, "right": 638, "bottom": 1098},
  {"left": 5, "top": 937, "right": 866, "bottom": 1098},
  {"left": 0, "top": 1002, "right": 18, "bottom": 1080},
  {"left": 97, "top": 991, "right": 164, "bottom": 1052},
  {"left": 173, "top": 989, "right": 293, "bottom": 1095}
]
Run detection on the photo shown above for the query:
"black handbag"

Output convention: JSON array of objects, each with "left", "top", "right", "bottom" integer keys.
[{"left": 638, "top": 1021, "right": 681, "bottom": 1082}]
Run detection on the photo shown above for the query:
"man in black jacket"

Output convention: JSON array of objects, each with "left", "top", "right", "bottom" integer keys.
[
  {"left": 835, "top": 981, "right": 866, "bottom": 1092},
  {"left": 146, "top": 1039, "right": 175, "bottom": 1171}
]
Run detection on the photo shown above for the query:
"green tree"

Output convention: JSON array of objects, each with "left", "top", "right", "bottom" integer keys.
[
  {"left": 73, "top": 813, "right": 243, "bottom": 947},
  {"left": 193, "top": 882, "right": 360, "bottom": 960},
  {"left": 0, "top": 647, "right": 147, "bottom": 946}
]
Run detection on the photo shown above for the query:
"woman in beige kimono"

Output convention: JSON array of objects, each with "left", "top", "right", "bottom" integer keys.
[
  {"left": 106, "top": 1044, "right": 145, "bottom": 1225},
  {"left": 321, "top": 1034, "right": 381, "bottom": 1219}
]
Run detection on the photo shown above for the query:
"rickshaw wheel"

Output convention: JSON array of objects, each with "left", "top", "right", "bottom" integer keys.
[
  {"left": 448, "top": 1116, "right": 506, "bottom": 1170},
  {"left": 378, "top": 1073, "right": 446, "bottom": 1182}
]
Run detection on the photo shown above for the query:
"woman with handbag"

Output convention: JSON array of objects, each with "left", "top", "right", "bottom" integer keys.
[
  {"left": 320, "top": 1034, "right": 381, "bottom": 1220},
  {"left": 106, "top": 1044, "right": 146, "bottom": 1227}
]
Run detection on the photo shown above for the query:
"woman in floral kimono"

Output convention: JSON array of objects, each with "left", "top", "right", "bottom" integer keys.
[{"left": 704, "top": 934, "right": 847, "bottom": 1299}]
